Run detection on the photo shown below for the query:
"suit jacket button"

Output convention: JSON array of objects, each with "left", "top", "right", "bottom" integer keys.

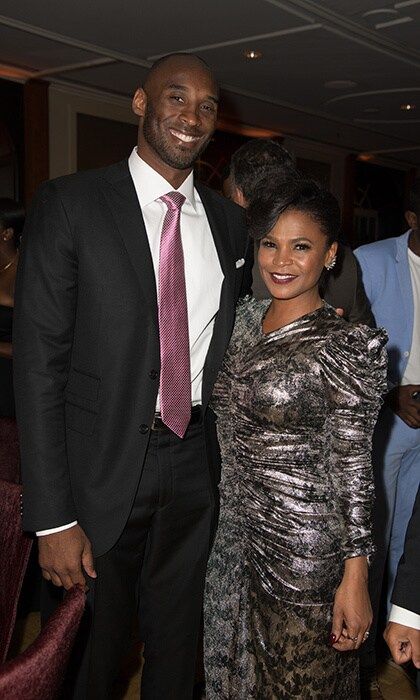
[
  {"left": 139, "top": 424, "right": 149, "bottom": 434},
  {"left": 149, "top": 370, "right": 158, "bottom": 380}
]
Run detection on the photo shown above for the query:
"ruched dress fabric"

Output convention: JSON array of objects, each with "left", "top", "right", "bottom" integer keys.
[{"left": 204, "top": 298, "right": 388, "bottom": 700}]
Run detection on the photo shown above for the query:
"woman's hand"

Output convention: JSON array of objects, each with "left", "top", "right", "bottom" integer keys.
[{"left": 330, "top": 556, "right": 372, "bottom": 652}]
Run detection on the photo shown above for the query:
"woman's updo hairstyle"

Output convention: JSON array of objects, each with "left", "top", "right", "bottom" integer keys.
[{"left": 248, "top": 176, "right": 341, "bottom": 247}]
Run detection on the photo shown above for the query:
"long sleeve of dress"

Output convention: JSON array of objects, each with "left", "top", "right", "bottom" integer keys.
[{"left": 319, "top": 325, "right": 388, "bottom": 560}]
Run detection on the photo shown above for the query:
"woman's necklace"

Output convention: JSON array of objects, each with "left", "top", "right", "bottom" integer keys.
[{"left": 0, "top": 253, "right": 18, "bottom": 273}]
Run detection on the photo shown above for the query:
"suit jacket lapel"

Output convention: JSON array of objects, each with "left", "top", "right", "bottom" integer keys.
[
  {"left": 99, "top": 160, "right": 158, "bottom": 328},
  {"left": 196, "top": 182, "right": 236, "bottom": 408}
]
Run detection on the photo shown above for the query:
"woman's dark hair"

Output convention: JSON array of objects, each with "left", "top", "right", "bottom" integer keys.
[
  {"left": 0, "top": 198, "right": 25, "bottom": 246},
  {"left": 248, "top": 177, "right": 341, "bottom": 246}
]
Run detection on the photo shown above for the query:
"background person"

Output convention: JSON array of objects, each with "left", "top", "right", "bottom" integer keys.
[
  {"left": 355, "top": 179, "right": 420, "bottom": 693},
  {"left": 225, "top": 138, "right": 374, "bottom": 325},
  {"left": 204, "top": 178, "right": 387, "bottom": 698},
  {"left": 384, "top": 486, "right": 420, "bottom": 671}
]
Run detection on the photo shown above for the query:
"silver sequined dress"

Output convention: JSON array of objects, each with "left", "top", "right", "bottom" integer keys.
[{"left": 204, "top": 298, "right": 387, "bottom": 700}]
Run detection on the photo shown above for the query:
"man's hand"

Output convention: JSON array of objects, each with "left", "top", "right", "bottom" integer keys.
[
  {"left": 386, "top": 385, "right": 420, "bottom": 428},
  {"left": 384, "top": 622, "right": 420, "bottom": 668},
  {"left": 38, "top": 524, "right": 97, "bottom": 590}
]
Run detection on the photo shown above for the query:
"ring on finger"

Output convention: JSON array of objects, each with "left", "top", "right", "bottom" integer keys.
[
  {"left": 363, "top": 631, "right": 370, "bottom": 640},
  {"left": 350, "top": 635, "right": 359, "bottom": 642}
]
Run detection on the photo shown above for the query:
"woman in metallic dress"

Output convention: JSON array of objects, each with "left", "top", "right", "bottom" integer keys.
[{"left": 204, "top": 179, "right": 387, "bottom": 699}]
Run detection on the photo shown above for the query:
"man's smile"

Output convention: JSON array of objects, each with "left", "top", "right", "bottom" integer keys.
[{"left": 169, "top": 128, "right": 202, "bottom": 144}]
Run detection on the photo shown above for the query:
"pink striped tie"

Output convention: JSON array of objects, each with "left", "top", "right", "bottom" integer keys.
[{"left": 158, "top": 192, "right": 191, "bottom": 438}]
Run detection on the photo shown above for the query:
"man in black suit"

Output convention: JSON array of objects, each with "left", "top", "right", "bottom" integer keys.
[
  {"left": 384, "top": 486, "right": 420, "bottom": 670},
  {"left": 224, "top": 138, "right": 374, "bottom": 325},
  {"left": 14, "top": 53, "right": 251, "bottom": 699}
]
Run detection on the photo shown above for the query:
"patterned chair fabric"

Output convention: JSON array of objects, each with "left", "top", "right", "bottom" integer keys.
[
  {"left": 0, "top": 479, "right": 32, "bottom": 662},
  {"left": 0, "top": 585, "right": 85, "bottom": 699}
]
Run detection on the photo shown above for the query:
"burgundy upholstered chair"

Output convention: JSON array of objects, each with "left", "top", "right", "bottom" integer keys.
[
  {"left": 0, "top": 418, "right": 20, "bottom": 483},
  {"left": 0, "top": 585, "right": 86, "bottom": 700},
  {"left": 0, "top": 479, "right": 32, "bottom": 663}
]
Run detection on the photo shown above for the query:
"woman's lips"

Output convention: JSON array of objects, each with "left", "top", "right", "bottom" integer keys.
[{"left": 269, "top": 272, "right": 297, "bottom": 285}]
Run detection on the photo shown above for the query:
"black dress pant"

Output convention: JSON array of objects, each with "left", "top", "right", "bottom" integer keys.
[{"left": 44, "top": 419, "right": 214, "bottom": 699}]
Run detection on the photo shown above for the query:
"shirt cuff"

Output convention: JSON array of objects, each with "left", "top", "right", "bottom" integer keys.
[
  {"left": 36, "top": 521, "right": 78, "bottom": 536},
  {"left": 389, "top": 604, "right": 420, "bottom": 631}
]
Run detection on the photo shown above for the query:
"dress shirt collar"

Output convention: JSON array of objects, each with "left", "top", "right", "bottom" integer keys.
[{"left": 128, "top": 147, "right": 197, "bottom": 210}]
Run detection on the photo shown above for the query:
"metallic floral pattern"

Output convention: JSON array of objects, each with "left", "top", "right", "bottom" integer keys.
[{"left": 204, "top": 297, "right": 387, "bottom": 699}]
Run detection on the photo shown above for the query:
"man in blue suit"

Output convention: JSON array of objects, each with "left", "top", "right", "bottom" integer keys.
[{"left": 355, "top": 179, "right": 420, "bottom": 689}]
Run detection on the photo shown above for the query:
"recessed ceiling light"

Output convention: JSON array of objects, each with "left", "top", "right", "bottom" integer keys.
[
  {"left": 358, "top": 153, "right": 374, "bottom": 162},
  {"left": 324, "top": 80, "right": 357, "bottom": 89},
  {"left": 244, "top": 49, "right": 262, "bottom": 60},
  {"left": 401, "top": 103, "right": 416, "bottom": 110}
]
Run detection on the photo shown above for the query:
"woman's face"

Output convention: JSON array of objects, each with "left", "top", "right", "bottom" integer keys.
[{"left": 258, "top": 208, "right": 337, "bottom": 303}]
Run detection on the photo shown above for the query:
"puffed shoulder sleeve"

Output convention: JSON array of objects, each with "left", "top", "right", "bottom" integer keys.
[{"left": 319, "top": 324, "right": 388, "bottom": 560}]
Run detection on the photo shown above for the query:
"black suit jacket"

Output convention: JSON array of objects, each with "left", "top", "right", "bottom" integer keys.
[
  {"left": 14, "top": 160, "right": 251, "bottom": 556},
  {"left": 391, "top": 486, "right": 420, "bottom": 616},
  {"left": 321, "top": 244, "right": 374, "bottom": 326}
]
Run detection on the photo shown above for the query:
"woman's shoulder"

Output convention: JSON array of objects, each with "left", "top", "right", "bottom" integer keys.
[
  {"left": 227, "top": 295, "right": 268, "bottom": 350},
  {"left": 234, "top": 295, "right": 269, "bottom": 325},
  {"left": 318, "top": 306, "right": 388, "bottom": 399},
  {"left": 321, "top": 304, "right": 387, "bottom": 353}
]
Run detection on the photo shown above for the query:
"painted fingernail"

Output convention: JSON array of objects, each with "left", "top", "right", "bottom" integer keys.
[{"left": 328, "top": 633, "right": 336, "bottom": 646}]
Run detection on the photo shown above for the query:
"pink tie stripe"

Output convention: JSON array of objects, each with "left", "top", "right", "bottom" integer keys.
[{"left": 158, "top": 192, "right": 191, "bottom": 438}]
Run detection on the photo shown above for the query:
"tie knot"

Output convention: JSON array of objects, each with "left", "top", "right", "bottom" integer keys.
[{"left": 160, "top": 191, "right": 186, "bottom": 212}]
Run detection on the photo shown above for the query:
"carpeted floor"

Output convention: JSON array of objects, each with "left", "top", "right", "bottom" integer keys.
[{"left": 10, "top": 612, "right": 419, "bottom": 699}]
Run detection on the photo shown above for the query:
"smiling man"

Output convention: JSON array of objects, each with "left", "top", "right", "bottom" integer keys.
[{"left": 14, "top": 53, "right": 251, "bottom": 699}]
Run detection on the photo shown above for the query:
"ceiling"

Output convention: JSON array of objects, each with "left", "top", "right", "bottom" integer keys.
[{"left": 0, "top": 0, "right": 419, "bottom": 165}]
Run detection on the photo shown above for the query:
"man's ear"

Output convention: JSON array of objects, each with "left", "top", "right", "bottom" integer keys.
[
  {"left": 132, "top": 88, "right": 147, "bottom": 118},
  {"left": 234, "top": 187, "right": 248, "bottom": 209},
  {"left": 405, "top": 210, "right": 418, "bottom": 231}
]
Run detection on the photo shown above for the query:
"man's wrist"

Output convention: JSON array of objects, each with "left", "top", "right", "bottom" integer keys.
[
  {"left": 389, "top": 604, "right": 420, "bottom": 631},
  {"left": 36, "top": 521, "right": 78, "bottom": 536}
]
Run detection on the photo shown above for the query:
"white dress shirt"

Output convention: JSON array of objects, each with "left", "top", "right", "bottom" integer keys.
[
  {"left": 37, "top": 148, "right": 224, "bottom": 536},
  {"left": 128, "top": 148, "right": 223, "bottom": 408}
]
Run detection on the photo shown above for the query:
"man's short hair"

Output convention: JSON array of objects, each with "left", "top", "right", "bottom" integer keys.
[
  {"left": 407, "top": 178, "right": 420, "bottom": 216},
  {"left": 144, "top": 53, "right": 211, "bottom": 88},
  {"left": 229, "top": 139, "right": 299, "bottom": 204}
]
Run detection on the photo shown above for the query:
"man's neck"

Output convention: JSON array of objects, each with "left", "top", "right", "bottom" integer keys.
[
  {"left": 136, "top": 147, "right": 192, "bottom": 189},
  {"left": 408, "top": 229, "right": 420, "bottom": 257}
]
